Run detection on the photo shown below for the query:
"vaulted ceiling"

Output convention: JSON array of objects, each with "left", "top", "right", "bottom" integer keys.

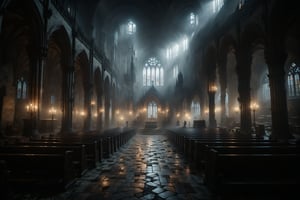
[{"left": 76, "top": 0, "right": 205, "bottom": 52}]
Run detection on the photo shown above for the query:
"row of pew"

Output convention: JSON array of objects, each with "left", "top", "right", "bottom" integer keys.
[
  {"left": 167, "top": 127, "right": 300, "bottom": 199},
  {"left": 0, "top": 127, "right": 136, "bottom": 198}
]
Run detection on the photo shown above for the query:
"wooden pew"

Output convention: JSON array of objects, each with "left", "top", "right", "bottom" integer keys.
[
  {"left": 0, "top": 145, "right": 88, "bottom": 176},
  {"left": 192, "top": 140, "right": 290, "bottom": 168},
  {"left": 0, "top": 151, "right": 76, "bottom": 193},
  {"left": 205, "top": 149, "right": 300, "bottom": 198},
  {"left": 20, "top": 141, "right": 99, "bottom": 168},
  {"left": 0, "top": 160, "right": 10, "bottom": 200}
]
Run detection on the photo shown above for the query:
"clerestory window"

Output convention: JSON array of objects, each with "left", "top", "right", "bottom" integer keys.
[
  {"left": 16, "top": 77, "right": 27, "bottom": 99},
  {"left": 143, "top": 57, "right": 164, "bottom": 86},
  {"left": 288, "top": 63, "right": 300, "bottom": 97}
]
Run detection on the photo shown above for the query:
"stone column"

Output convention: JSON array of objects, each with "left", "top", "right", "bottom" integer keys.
[
  {"left": 27, "top": 0, "right": 51, "bottom": 136},
  {"left": 208, "top": 82, "right": 217, "bottom": 128},
  {"left": 236, "top": 50, "right": 252, "bottom": 135},
  {"left": 84, "top": 44, "right": 94, "bottom": 131},
  {"left": 105, "top": 98, "right": 110, "bottom": 129},
  {"left": 61, "top": 65, "right": 74, "bottom": 133},
  {"left": 218, "top": 59, "right": 227, "bottom": 126},
  {"left": 61, "top": 29, "right": 75, "bottom": 133},
  {"left": 111, "top": 88, "right": 116, "bottom": 127},
  {"left": 266, "top": 49, "right": 291, "bottom": 140},
  {"left": 97, "top": 92, "right": 103, "bottom": 130}
]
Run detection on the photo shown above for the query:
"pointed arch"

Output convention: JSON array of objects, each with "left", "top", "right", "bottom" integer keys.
[{"left": 0, "top": 0, "right": 42, "bottom": 132}]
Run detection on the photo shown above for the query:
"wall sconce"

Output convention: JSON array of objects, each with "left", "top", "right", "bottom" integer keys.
[
  {"left": 99, "top": 108, "right": 105, "bottom": 113},
  {"left": 26, "top": 103, "right": 38, "bottom": 113},
  {"left": 215, "top": 106, "right": 221, "bottom": 112},
  {"left": 49, "top": 107, "right": 57, "bottom": 118},
  {"left": 80, "top": 111, "right": 86, "bottom": 116},
  {"left": 233, "top": 106, "right": 240, "bottom": 113},
  {"left": 49, "top": 107, "right": 57, "bottom": 132},
  {"left": 204, "top": 109, "right": 209, "bottom": 115},
  {"left": 208, "top": 83, "right": 217, "bottom": 93},
  {"left": 250, "top": 102, "right": 259, "bottom": 128}
]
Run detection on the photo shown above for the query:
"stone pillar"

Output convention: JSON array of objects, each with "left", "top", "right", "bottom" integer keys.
[
  {"left": 236, "top": 50, "right": 252, "bottom": 135},
  {"left": 208, "top": 82, "right": 217, "bottom": 128},
  {"left": 0, "top": 0, "right": 9, "bottom": 32},
  {"left": 266, "top": 49, "right": 291, "bottom": 140},
  {"left": 111, "top": 88, "right": 116, "bottom": 127},
  {"left": 26, "top": 0, "right": 51, "bottom": 136},
  {"left": 105, "top": 99, "right": 110, "bottom": 129},
  {"left": 61, "top": 65, "right": 74, "bottom": 133},
  {"left": 0, "top": 86, "right": 6, "bottom": 131},
  {"left": 61, "top": 29, "right": 75, "bottom": 133},
  {"left": 97, "top": 93, "right": 103, "bottom": 130},
  {"left": 218, "top": 59, "right": 227, "bottom": 126},
  {"left": 84, "top": 43, "right": 94, "bottom": 131},
  {"left": 84, "top": 83, "right": 92, "bottom": 131}
]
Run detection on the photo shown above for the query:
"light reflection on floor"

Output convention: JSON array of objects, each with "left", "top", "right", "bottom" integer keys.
[{"left": 60, "top": 132, "right": 212, "bottom": 200}]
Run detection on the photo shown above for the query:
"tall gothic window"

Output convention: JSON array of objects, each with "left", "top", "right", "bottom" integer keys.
[
  {"left": 190, "top": 12, "right": 198, "bottom": 26},
  {"left": 191, "top": 101, "right": 200, "bottom": 119},
  {"left": 127, "top": 20, "right": 136, "bottom": 35},
  {"left": 16, "top": 77, "right": 27, "bottom": 99},
  {"left": 239, "top": 0, "right": 246, "bottom": 10},
  {"left": 213, "top": 0, "right": 224, "bottom": 13},
  {"left": 173, "top": 65, "right": 179, "bottom": 78},
  {"left": 288, "top": 63, "right": 300, "bottom": 97},
  {"left": 147, "top": 101, "right": 157, "bottom": 119},
  {"left": 262, "top": 74, "right": 270, "bottom": 101},
  {"left": 143, "top": 57, "right": 164, "bottom": 86},
  {"left": 182, "top": 36, "right": 188, "bottom": 51}
]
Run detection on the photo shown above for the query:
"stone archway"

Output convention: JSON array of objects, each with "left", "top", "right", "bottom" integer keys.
[
  {"left": 104, "top": 76, "right": 111, "bottom": 128},
  {"left": 73, "top": 51, "right": 89, "bottom": 132},
  {"left": 218, "top": 34, "right": 237, "bottom": 126},
  {"left": 41, "top": 26, "right": 71, "bottom": 133},
  {"left": 94, "top": 67, "right": 103, "bottom": 130},
  {"left": 0, "top": 0, "right": 42, "bottom": 135}
]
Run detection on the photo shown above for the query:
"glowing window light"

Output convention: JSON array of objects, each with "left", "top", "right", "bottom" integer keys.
[
  {"left": 143, "top": 57, "right": 164, "bottom": 86},
  {"left": 127, "top": 20, "right": 136, "bottom": 35},
  {"left": 173, "top": 65, "right": 178, "bottom": 78},
  {"left": 288, "top": 62, "right": 300, "bottom": 97},
  {"left": 182, "top": 37, "right": 188, "bottom": 51},
  {"left": 213, "top": 0, "right": 224, "bottom": 13},
  {"left": 166, "top": 48, "right": 172, "bottom": 60},
  {"left": 173, "top": 44, "right": 179, "bottom": 57},
  {"left": 190, "top": 12, "right": 196, "bottom": 25}
]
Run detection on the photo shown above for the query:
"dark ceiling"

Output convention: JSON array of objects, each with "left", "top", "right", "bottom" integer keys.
[{"left": 76, "top": 0, "right": 205, "bottom": 54}]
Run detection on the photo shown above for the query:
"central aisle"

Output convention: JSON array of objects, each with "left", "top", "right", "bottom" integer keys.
[{"left": 64, "top": 132, "right": 212, "bottom": 200}]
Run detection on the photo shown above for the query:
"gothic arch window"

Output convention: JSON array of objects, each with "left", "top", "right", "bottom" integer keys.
[
  {"left": 147, "top": 101, "right": 157, "bottom": 119},
  {"left": 189, "top": 12, "right": 198, "bottom": 26},
  {"left": 288, "top": 63, "right": 300, "bottom": 97},
  {"left": 16, "top": 77, "right": 27, "bottom": 99},
  {"left": 173, "top": 65, "right": 178, "bottom": 78},
  {"left": 262, "top": 74, "right": 270, "bottom": 101},
  {"left": 213, "top": 0, "right": 224, "bottom": 13},
  {"left": 127, "top": 20, "right": 136, "bottom": 35},
  {"left": 191, "top": 101, "right": 201, "bottom": 119},
  {"left": 143, "top": 57, "right": 164, "bottom": 86},
  {"left": 239, "top": 0, "right": 246, "bottom": 10}
]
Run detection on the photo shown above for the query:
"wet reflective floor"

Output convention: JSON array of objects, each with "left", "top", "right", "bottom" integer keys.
[{"left": 62, "top": 132, "right": 212, "bottom": 200}]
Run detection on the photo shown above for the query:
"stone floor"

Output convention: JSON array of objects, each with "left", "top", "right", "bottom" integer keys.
[{"left": 49, "top": 131, "right": 213, "bottom": 200}]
